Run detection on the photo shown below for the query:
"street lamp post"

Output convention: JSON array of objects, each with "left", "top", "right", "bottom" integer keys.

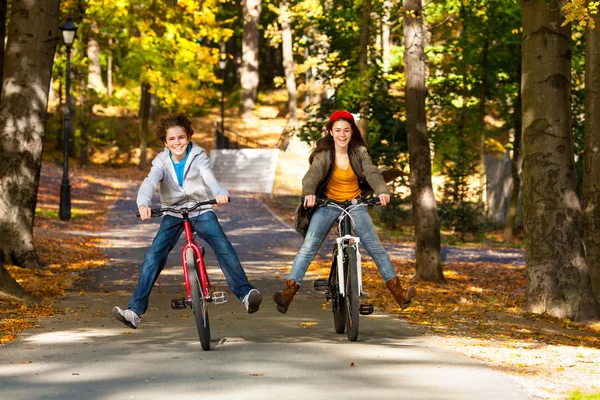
[
  {"left": 218, "top": 40, "right": 227, "bottom": 149},
  {"left": 59, "top": 17, "right": 78, "bottom": 221}
]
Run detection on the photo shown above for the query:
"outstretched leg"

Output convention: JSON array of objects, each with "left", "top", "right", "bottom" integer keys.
[{"left": 275, "top": 206, "right": 339, "bottom": 313}]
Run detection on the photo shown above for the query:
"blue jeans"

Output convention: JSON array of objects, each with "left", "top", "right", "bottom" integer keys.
[
  {"left": 287, "top": 205, "right": 396, "bottom": 284},
  {"left": 129, "top": 211, "right": 254, "bottom": 316}
]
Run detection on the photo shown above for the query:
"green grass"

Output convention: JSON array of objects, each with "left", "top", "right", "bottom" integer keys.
[
  {"left": 35, "top": 208, "right": 97, "bottom": 221},
  {"left": 570, "top": 391, "right": 600, "bottom": 400},
  {"left": 35, "top": 209, "right": 60, "bottom": 219}
]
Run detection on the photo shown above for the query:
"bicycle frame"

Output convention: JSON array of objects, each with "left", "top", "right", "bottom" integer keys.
[
  {"left": 181, "top": 213, "right": 210, "bottom": 299},
  {"left": 329, "top": 202, "right": 364, "bottom": 298}
]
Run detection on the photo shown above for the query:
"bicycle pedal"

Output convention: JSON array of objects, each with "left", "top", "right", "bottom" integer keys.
[
  {"left": 211, "top": 291, "right": 228, "bottom": 304},
  {"left": 313, "top": 279, "right": 328, "bottom": 291},
  {"left": 170, "top": 298, "right": 187, "bottom": 310},
  {"left": 359, "top": 303, "right": 374, "bottom": 315}
]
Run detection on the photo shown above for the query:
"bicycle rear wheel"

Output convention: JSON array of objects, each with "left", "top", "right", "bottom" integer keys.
[
  {"left": 186, "top": 248, "right": 211, "bottom": 351},
  {"left": 330, "top": 251, "right": 346, "bottom": 334},
  {"left": 344, "top": 247, "right": 359, "bottom": 342}
]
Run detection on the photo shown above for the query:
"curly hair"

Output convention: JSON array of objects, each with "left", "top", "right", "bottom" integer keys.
[{"left": 155, "top": 114, "right": 194, "bottom": 144}]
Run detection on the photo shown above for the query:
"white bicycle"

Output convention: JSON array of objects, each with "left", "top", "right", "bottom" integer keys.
[{"left": 313, "top": 196, "right": 381, "bottom": 341}]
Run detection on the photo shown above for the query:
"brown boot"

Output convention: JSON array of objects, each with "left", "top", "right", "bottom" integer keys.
[
  {"left": 385, "top": 276, "right": 416, "bottom": 310},
  {"left": 273, "top": 279, "right": 300, "bottom": 314}
]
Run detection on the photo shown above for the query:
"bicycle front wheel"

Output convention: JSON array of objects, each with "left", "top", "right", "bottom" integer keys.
[
  {"left": 344, "top": 247, "right": 359, "bottom": 342},
  {"left": 186, "top": 248, "right": 211, "bottom": 351},
  {"left": 330, "top": 251, "right": 346, "bottom": 334}
]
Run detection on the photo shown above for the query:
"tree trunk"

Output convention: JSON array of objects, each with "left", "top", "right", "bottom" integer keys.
[
  {"left": 87, "top": 22, "right": 106, "bottom": 94},
  {"left": 521, "top": 0, "right": 599, "bottom": 321},
  {"left": 239, "top": 0, "right": 261, "bottom": 118},
  {"left": 0, "top": 0, "right": 60, "bottom": 271},
  {"left": 280, "top": 0, "right": 297, "bottom": 130},
  {"left": 403, "top": 0, "right": 444, "bottom": 282},
  {"left": 0, "top": 0, "right": 7, "bottom": 98},
  {"left": 504, "top": 65, "right": 523, "bottom": 242},
  {"left": 107, "top": 38, "right": 113, "bottom": 97},
  {"left": 357, "top": 0, "right": 371, "bottom": 142},
  {"left": 479, "top": 39, "right": 489, "bottom": 214},
  {"left": 0, "top": 260, "right": 35, "bottom": 302},
  {"left": 583, "top": 27, "right": 600, "bottom": 304},
  {"left": 79, "top": 77, "right": 89, "bottom": 167},
  {"left": 139, "top": 83, "right": 151, "bottom": 170},
  {"left": 382, "top": 0, "right": 391, "bottom": 78}
]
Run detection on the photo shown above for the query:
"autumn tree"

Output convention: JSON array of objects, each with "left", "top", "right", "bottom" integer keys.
[
  {"left": 521, "top": 0, "right": 599, "bottom": 321},
  {"left": 583, "top": 25, "right": 600, "bottom": 303},
  {"left": 504, "top": 65, "right": 523, "bottom": 242},
  {"left": 0, "top": 0, "right": 61, "bottom": 299},
  {"left": 240, "top": 0, "right": 261, "bottom": 117},
  {"left": 280, "top": 0, "right": 298, "bottom": 129},
  {"left": 357, "top": 0, "right": 371, "bottom": 141},
  {"left": 403, "top": 0, "right": 443, "bottom": 282}
]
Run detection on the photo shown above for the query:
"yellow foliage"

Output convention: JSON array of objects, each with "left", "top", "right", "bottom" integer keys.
[
  {"left": 562, "top": 0, "right": 599, "bottom": 30},
  {"left": 485, "top": 138, "right": 507, "bottom": 155}
]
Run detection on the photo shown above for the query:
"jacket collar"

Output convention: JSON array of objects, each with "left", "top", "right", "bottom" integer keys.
[{"left": 159, "top": 143, "right": 205, "bottom": 185}]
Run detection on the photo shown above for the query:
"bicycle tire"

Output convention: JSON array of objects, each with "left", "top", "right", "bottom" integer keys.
[
  {"left": 330, "top": 251, "right": 346, "bottom": 334},
  {"left": 186, "top": 248, "right": 211, "bottom": 351},
  {"left": 344, "top": 247, "right": 359, "bottom": 342}
]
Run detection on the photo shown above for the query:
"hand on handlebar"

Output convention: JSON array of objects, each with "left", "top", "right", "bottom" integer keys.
[
  {"left": 138, "top": 205, "right": 151, "bottom": 221},
  {"left": 378, "top": 193, "right": 390, "bottom": 207},
  {"left": 215, "top": 194, "right": 230, "bottom": 206},
  {"left": 303, "top": 195, "right": 316, "bottom": 208}
]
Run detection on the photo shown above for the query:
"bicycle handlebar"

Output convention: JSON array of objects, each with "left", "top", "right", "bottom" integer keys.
[
  {"left": 136, "top": 197, "right": 230, "bottom": 218},
  {"left": 301, "top": 196, "right": 385, "bottom": 208}
]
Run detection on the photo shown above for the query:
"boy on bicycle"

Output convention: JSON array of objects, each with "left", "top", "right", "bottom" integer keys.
[{"left": 112, "top": 114, "right": 262, "bottom": 329}]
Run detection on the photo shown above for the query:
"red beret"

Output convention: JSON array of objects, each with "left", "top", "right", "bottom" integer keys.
[{"left": 328, "top": 110, "right": 355, "bottom": 124}]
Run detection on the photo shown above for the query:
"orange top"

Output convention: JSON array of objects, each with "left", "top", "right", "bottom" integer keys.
[{"left": 325, "top": 163, "right": 361, "bottom": 202}]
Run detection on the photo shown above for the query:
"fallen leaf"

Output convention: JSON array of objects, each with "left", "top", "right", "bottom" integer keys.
[
  {"left": 350, "top": 362, "right": 355, "bottom": 367},
  {"left": 250, "top": 373, "right": 264, "bottom": 377},
  {"left": 300, "top": 322, "right": 318, "bottom": 328},
  {"left": 180, "top": 314, "right": 190, "bottom": 318}
]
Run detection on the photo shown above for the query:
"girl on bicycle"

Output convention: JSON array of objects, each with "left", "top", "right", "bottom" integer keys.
[
  {"left": 273, "top": 110, "right": 416, "bottom": 314},
  {"left": 112, "top": 114, "right": 262, "bottom": 329}
]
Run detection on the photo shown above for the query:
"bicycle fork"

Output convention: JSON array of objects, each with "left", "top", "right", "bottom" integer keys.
[{"left": 336, "top": 235, "right": 362, "bottom": 297}]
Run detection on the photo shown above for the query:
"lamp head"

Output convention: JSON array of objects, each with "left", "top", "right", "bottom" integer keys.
[{"left": 60, "top": 17, "right": 78, "bottom": 46}]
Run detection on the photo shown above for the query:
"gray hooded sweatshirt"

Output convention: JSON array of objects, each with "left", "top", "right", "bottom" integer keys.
[{"left": 136, "top": 143, "right": 229, "bottom": 218}]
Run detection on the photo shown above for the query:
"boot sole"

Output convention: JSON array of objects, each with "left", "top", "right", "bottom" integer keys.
[
  {"left": 400, "top": 286, "right": 417, "bottom": 310},
  {"left": 272, "top": 292, "right": 289, "bottom": 314}
]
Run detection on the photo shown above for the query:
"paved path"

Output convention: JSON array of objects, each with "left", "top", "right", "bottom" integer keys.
[{"left": 0, "top": 191, "right": 531, "bottom": 400}]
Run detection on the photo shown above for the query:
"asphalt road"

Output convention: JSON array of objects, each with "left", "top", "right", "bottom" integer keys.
[{"left": 0, "top": 191, "right": 531, "bottom": 400}]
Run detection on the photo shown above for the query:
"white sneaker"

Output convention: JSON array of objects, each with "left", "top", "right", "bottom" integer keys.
[
  {"left": 242, "top": 289, "right": 262, "bottom": 314},
  {"left": 111, "top": 307, "right": 140, "bottom": 329}
]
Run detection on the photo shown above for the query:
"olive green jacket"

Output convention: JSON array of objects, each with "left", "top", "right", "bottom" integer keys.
[
  {"left": 301, "top": 146, "right": 390, "bottom": 198},
  {"left": 294, "top": 146, "right": 390, "bottom": 237}
]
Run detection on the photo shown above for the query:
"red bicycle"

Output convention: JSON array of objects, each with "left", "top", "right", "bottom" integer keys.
[{"left": 140, "top": 199, "right": 228, "bottom": 351}]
